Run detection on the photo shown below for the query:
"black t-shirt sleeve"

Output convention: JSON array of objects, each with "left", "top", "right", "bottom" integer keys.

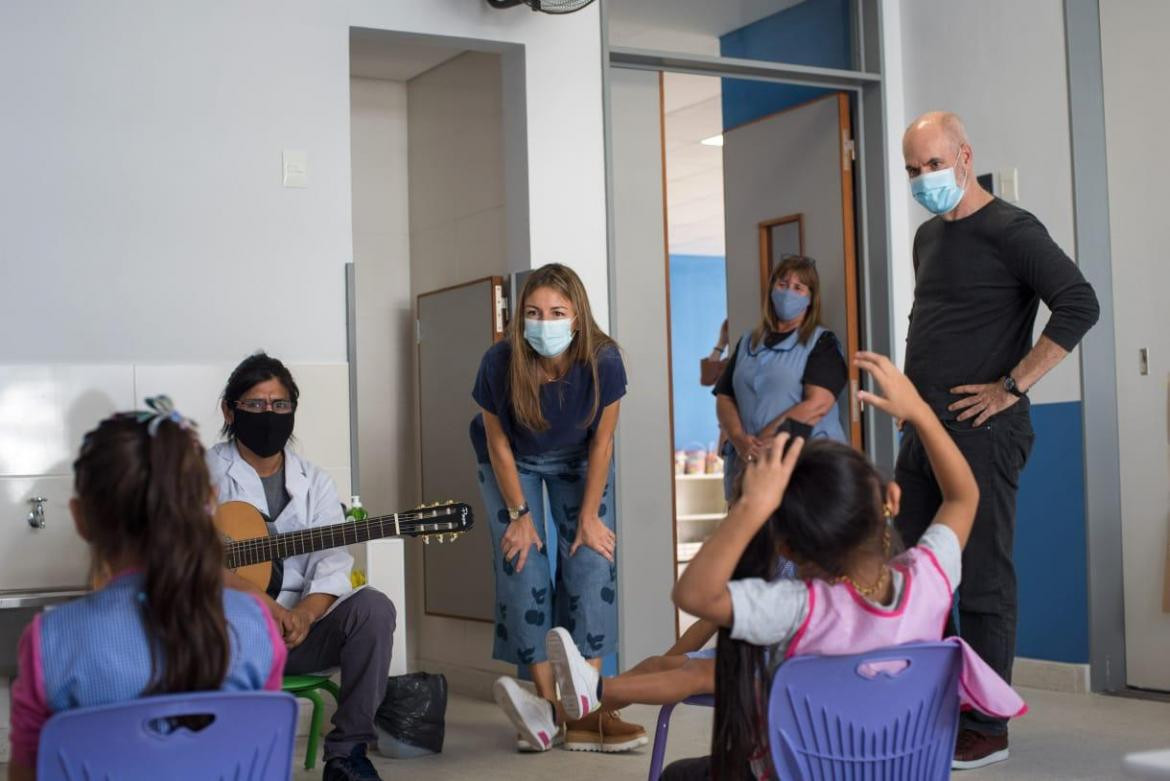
[
  {"left": 1002, "top": 212, "right": 1100, "bottom": 351},
  {"left": 801, "top": 330, "right": 848, "bottom": 397},
  {"left": 713, "top": 341, "right": 740, "bottom": 400}
]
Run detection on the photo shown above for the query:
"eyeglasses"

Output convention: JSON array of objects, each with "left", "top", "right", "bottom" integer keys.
[{"left": 235, "top": 399, "right": 295, "bottom": 414}]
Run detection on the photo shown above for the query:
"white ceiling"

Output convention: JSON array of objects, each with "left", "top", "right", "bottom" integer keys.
[
  {"left": 663, "top": 73, "right": 725, "bottom": 256},
  {"left": 349, "top": 29, "right": 465, "bottom": 81}
]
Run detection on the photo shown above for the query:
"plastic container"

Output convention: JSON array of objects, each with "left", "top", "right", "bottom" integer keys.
[{"left": 346, "top": 496, "right": 368, "bottom": 522}]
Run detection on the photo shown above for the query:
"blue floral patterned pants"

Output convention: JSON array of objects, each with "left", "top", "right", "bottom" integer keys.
[{"left": 476, "top": 447, "right": 617, "bottom": 666}]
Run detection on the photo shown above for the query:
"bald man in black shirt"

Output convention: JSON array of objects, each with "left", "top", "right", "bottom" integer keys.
[{"left": 896, "top": 112, "right": 1099, "bottom": 770}]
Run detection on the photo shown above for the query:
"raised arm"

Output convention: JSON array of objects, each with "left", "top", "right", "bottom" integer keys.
[{"left": 856, "top": 353, "right": 979, "bottom": 548}]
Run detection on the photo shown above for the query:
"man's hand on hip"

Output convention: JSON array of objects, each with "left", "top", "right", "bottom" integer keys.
[{"left": 948, "top": 382, "right": 1021, "bottom": 426}]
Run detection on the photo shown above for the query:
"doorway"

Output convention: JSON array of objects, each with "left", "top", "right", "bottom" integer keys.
[
  {"left": 656, "top": 73, "right": 864, "bottom": 640},
  {"left": 1099, "top": 0, "right": 1170, "bottom": 694}
]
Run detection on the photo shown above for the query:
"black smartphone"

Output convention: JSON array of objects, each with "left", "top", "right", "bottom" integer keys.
[{"left": 775, "top": 419, "right": 813, "bottom": 452}]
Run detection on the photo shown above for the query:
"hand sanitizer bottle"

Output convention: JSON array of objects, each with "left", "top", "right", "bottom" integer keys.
[{"left": 346, "top": 495, "right": 368, "bottom": 522}]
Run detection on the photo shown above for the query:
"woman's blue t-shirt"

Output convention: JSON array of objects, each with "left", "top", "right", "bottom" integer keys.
[{"left": 470, "top": 340, "right": 627, "bottom": 463}]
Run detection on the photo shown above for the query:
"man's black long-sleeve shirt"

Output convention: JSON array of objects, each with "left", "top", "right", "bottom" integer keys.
[{"left": 905, "top": 198, "right": 1099, "bottom": 417}]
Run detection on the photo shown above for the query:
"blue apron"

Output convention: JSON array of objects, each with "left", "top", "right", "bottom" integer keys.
[{"left": 722, "top": 327, "right": 847, "bottom": 498}]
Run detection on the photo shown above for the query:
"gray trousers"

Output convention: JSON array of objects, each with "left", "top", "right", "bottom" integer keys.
[{"left": 286, "top": 588, "right": 396, "bottom": 759}]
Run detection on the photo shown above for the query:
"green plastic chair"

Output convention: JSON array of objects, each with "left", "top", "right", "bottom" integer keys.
[{"left": 283, "top": 674, "right": 341, "bottom": 770}]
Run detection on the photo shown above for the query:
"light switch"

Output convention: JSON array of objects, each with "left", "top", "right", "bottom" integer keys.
[
  {"left": 283, "top": 150, "right": 308, "bottom": 188},
  {"left": 999, "top": 167, "right": 1019, "bottom": 202}
]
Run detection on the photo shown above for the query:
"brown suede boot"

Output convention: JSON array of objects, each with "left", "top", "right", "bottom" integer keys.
[{"left": 564, "top": 710, "right": 648, "bottom": 753}]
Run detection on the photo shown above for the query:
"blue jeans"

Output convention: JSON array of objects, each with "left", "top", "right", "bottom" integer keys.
[{"left": 476, "top": 448, "right": 618, "bottom": 666}]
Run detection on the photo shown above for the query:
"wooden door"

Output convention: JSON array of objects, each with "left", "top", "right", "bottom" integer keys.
[{"left": 417, "top": 277, "right": 505, "bottom": 622}]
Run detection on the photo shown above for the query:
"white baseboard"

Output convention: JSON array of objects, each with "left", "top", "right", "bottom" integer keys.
[
  {"left": 414, "top": 657, "right": 515, "bottom": 703},
  {"left": 1013, "top": 657, "right": 1090, "bottom": 694}
]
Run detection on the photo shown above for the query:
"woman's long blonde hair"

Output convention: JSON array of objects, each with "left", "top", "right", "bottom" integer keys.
[
  {"left": 508, "top": 263, "right": 617, "bottom": 433},
  {"left": 752, "top": 255, "right": 822, "bottom": 349}
]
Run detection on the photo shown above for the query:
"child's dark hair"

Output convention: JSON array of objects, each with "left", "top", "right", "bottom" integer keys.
[
  {"left": 73, "top": 413, "right": 229, "bottom": 695},
  {"left": 219, "top": 352, "right": 300, "bottom": 438},
  {"left": 711, "top": 440, "right": 888, "bottom": 779}
]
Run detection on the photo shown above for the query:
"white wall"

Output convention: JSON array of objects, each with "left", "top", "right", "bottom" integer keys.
[
  {"left": 350, "top": 76, "right": 413, "bottom": 673},
  {"left": 1100, "top": 0, "right": 1170, "bottom": 692},
  {"left": 349, "top": 0, "right": 609, "bottom": 325},
  {"left": 608, "top": 68, "right": 679, "bottom": 666},
  {"left": 0, "top": 0, "right": 608, "bottom": 704},
  {"left": 898, "top": 0, "right": 1081, "bottom": 404},
  {"left": 405, "top": 52, "right": 513, "bottom": 693},
  {"left": 0, "top": 2, "right": 353, "bottom": 364},
  {"left": 350, "top": 75, "right": 414, "bottom": 524}
]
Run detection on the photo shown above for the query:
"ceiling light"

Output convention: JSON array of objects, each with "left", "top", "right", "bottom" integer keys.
[{"left": 700, "top": 134, "right": 724, "bottom": 147}]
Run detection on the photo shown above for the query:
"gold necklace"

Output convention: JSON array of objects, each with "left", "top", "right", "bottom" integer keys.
[
  {"left": 839, "top": 566, "right": 891, "bottom": 599},
  {"left": 836, "top": 524, "right": 894, "bottom": 598}
]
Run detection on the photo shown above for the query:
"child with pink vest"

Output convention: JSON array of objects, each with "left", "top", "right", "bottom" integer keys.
[{"left": 663, "top": 352, "right": 1024, "bottom": 780}]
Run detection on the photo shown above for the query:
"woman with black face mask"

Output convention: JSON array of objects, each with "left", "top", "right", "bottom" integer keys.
[{"left": 208, "top": 352, "right": 397, "bottom": 781}]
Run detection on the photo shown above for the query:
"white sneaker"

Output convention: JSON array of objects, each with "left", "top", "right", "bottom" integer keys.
[
  {"left": 546, "top": 627, "right": 601, "bottom": 721},
  {"left": 517, "top": 725, "right": 564, "bottom": 752},
  {"left": 493, "top": 676, "right": 557, "bottom": 753}
]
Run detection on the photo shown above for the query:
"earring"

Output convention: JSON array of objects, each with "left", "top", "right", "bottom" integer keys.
[{"left": 881, "top": 525, "right": 893, "bottom": 557}]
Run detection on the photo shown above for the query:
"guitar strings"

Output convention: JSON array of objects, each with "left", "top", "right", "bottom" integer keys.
[{"left": 224, "top": 507, "right": 467, "bottom": 566}]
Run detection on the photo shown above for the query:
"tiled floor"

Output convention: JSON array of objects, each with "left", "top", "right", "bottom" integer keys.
[
  {"left": 287, "top": 687, "right": 1170, "bottom": 780},
  {"left": 5, "top": 687, "right": 1165, "bottom": 778}
]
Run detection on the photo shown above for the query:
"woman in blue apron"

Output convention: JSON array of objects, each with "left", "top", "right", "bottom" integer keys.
[
  {"left": 468, "top": 264, "right": 648, "bottom": 755},
  {"left": 714, "top": 255, "right": 849, "bottom": 499}
]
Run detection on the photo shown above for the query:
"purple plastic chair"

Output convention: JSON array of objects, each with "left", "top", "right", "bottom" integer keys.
[
  {"left": 647, "top": 693, "right": 714, "bottom": 780},
  {"left": 37, "top": 691, "right": 298, "bottom": 781},
  {"left": 767, "top": 642, "right": 961, "bottom": 780}
]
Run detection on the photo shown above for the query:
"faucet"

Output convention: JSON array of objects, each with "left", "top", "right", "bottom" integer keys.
[{"left": 27, "top": 497, "right": 47, "bottom": 529}]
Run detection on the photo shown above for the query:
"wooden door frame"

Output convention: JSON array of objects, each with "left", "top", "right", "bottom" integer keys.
[
  {"left": 835, "top": 92, "right": 863, "bottom": 450},
  {"left": 757, "top": 213, "right": 806, "bottom": 294}
]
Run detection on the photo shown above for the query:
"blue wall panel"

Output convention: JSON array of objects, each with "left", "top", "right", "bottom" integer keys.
[
  {"left": 1013, "top": 401, "right": 1089, "bottom": 663},
  {"left": 719, "top": 0, "right": 852, "bottom": 130},
  {"left": 669, "top": 255, "right": 727, "bottom": 451}
]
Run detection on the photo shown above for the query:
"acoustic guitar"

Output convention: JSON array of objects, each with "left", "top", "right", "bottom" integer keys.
[{"left": 215, "top": 500, "right": 473, "bottom": 594}]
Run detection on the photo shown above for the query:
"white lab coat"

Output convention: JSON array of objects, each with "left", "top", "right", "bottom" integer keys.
[{"left": 208, "top": 441, "right": 354, "bottom": 609}]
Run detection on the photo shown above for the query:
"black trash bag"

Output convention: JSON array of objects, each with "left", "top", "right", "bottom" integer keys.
[{"left": 375, "top": 672, "right": 448, "bottom": 757}]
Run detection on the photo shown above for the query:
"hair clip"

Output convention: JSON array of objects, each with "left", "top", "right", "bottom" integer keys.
[{"left": 134, "top": 395, "right": 197, "bottom": 437}]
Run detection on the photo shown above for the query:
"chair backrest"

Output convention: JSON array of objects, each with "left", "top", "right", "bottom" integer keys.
[
  {"left": 767, "top": 642, "right": 960, "bottom": 781},
  {"left": 37, "top": 691, "right": 298, "bottom": 781}
]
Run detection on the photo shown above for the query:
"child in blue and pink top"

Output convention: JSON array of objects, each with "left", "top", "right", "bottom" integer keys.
[
  {"left": 7, "top": 400, "right": 285, "bottom": 780},
  {"left": 662, "top": 353, "right": 1024, "bottom": 780}
]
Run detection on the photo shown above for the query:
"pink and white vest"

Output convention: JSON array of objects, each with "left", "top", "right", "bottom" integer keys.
[{"left": 750, "top": 544, "right": 1026, "bottom": 779}]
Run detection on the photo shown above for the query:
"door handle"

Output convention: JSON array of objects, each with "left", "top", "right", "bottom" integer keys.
[{"left": 1140, "top": 347, "right": 1149, "bottom": 376}]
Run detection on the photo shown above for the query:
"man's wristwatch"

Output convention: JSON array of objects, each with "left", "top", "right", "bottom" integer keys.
[
  {"left": 507, "top": 503, "right": 530, "bottom": 521},
  {"left": 1002, "top": 375, "right": 1026, "bottom": 398}
]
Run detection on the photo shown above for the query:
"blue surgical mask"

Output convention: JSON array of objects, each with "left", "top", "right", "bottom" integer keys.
[
  {"left": 524, "top": 318, "right": 575, "bottom": 357},
  {"left": 910, "top": 153, "right": 969, "bottom": 215},
  {"left": 771, "top": 288, "right": 810, "bottom": 322}
]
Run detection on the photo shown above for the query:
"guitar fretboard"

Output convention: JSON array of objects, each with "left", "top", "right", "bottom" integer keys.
[{"left": 224, "top": 507, "right": 467, "bottom": 569}]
